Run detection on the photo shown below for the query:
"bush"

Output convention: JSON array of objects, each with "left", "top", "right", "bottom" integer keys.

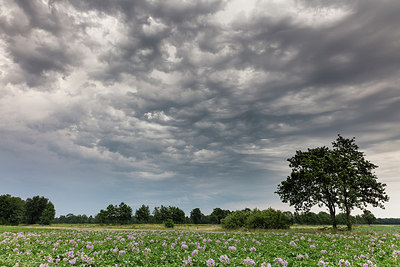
[
  {"left": 164, "top": 219, "right": 174, "bottom": 228},
  {"left": 222, "top": 208, "right": 291, "bottom": 230},
  {"left": 221, "top": 210, "right": 250, "bottom": 229},
  {"left": 246, "top": 208, "right": 291, "bottom": 229}
]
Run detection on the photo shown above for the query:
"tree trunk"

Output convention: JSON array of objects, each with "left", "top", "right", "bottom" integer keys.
[
  {"left": 328, "top": 206, "right": 337, "bottom": 231},
  {"left": 346, "top": 210, "right": 352, "bottom": 230}
]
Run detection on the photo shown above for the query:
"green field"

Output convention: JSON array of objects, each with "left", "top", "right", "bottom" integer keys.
[{"left": 1, "top": 224, "right": 400, "bottom": 266}]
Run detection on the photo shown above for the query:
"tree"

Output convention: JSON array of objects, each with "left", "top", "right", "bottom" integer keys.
[
  {"left": 0, "top": 194, "right": 25, "bottom": 225},
  {"left": 210, "top": 208, "right": 231, "bottom": 224},
  {"left": 153, "top": 206, "right": 185, "bottom": 224},
  {"left": 39, "top": 202, "right": 56, "bottom": 225},
  {"left": 276, "top": 147, "right": 339, "bottom": 229},
  {"left": 105, "top": 204, "right": 118, "bottom": 224},
  {"left": 332, "top": 135, "right": 388, "bottom": 230},
  {"left": 169, "top": 206, "right": 185, "bottom": 224},
  {"left": 190, "top": 208, "right": 203, "bottom": 224},
  {"left": 117, "top": 202, "right": 132, "bottom": 224},
  {"left": 276, "top": 135, "right": 389, "bottom": 230},
  {"left": 135, "top": 205, "right": 150, "bottom": 223},
  {"left": 25, "top": 196, "right": 51, "bottom": 224},
  {"left": 95, "top": 209, "right": 108, "bottom": 224},
  {"left": 362, "top": 210, "right": 377, "bottom": 225}
]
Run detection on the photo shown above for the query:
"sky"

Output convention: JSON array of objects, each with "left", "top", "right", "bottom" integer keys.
[{"left": 0, "top": 0, "right": 400, "bottom": 218}]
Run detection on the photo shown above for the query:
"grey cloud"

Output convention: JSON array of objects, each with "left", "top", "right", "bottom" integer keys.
[
  {"left": 1, "top": 0, "right": 82, "bottom": 87},
  {"left": 1, "top": 0, "right": 400, "bottom": 216}
]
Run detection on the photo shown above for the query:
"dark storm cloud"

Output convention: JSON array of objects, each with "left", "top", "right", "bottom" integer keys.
[{"left": 0, "top": 0, "right": 82, "bottom": 87}]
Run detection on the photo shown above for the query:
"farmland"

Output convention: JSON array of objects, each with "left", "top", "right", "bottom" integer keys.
[{"left": 1, "top": 225, "right": 400, "bottom": 266}]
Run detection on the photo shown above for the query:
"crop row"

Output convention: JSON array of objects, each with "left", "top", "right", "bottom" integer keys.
[{"left": 1, "top": 230, "right": 400, "bottom": 266}]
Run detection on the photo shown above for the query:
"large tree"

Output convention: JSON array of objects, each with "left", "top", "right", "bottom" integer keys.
[
  {"left": 0, "top": 194, "right": 25, "bottom": 225},
  {"left": 276, "top": 135, "right": 388, "bottom": 230},
  {"left": 25, "top": 196, "right": 51, "bottom": 224},
  {"left": 276, "top": 146, "right": 340, "bottom": 229},
  {"left": 332, "top": 135, "right": 389, "bottom": 230}
]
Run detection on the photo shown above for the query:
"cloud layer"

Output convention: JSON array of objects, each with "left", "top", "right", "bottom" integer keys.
[{"left": 1, "top": 0, "right": 400, "bottom": 216}]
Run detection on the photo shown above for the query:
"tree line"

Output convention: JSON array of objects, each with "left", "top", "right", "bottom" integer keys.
[
  {"left": 2, "top": 193, "right": 394, "bottom": 227},
  {"left": 0, "top": 195, "right": 55, "bottom": 225},
  {"left": 54, "top": 205, "right": 232, "bottom": 225},
  {"left": 54, "top": 202, "right": 390, "bottom": 227}
]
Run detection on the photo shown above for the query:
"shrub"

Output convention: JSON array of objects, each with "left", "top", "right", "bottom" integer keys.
[
  {"left": 246, "top": 208, "right": 291, "bottom": 229},
  {"left": 164, "top": 219, "right": 174, "bottom": 228},
  {"left": 222, "top": 208, "right": 291, "bottom": 230},
  {"left": 221, "top": 210, "right": 250, "bottom": 229}
]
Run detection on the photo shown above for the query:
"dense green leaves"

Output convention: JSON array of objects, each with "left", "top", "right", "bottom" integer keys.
[
  {"left": 276, "top": 135, "right": 389, "bottom": 230},
  {"left": 190, "top": 208, "right": 204, "bottom": 224},
  {"left": 135, "top": 204, "right": 150, "bottom": 223},
  {"left": 0, "top": 195, "right": 25, "bottom": 225},
  {"left": 222, "top": 208, "right": 291, "bottom": 230}
]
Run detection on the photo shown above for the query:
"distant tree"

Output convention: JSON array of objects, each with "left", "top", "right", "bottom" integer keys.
[
  {"left": 117, "top": 202, "right": 132, "bottom": 224},
  {"left": 25, "top": 196, "right": 51, "bottom": 224},
  {"left": 190, "top": 208, "right": 203, "bottom": 224},
  {"left": 169, "top": 206, "right": 185, "bottom": 224},
  {"left": 276, "top": 135, "right": 389, "bottom": 230},
  {"left": 153, "top": 206, "right": 185, "bottom": 224},
  {"left": 135, "top": 205, "right": 150, "bottom": 223},
  {"left": 39, "top": 202, "right": 56, "bottom": 225},
  {"left": 153, "top": 206, "right": 170, "bottom": 223},
  {"left": 210, "top": 208, "right": 231, "bottom": 224},
  {"left": 105, "top": 204, "right": 118, "bottom": 224},
  {"left": 95, "top": 209, "right": 108, "bottom": 224},
  {"left": 0, "top": 194, "right": 25, "bottom": 225},
  {"left": 317, "top": 211, "right": 332, "bottom": 225},
  {"left": 362, "top": 210, "right": 377, "bottom": 225}
]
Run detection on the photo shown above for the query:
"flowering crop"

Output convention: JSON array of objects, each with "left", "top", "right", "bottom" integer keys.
[{"left": 1, "top": 229, "right": 400, "bottom": 266}]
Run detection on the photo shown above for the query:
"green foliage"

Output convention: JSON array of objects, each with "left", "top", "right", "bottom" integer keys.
[
  {"left": 117, "top": 202, "right": 132, "bottom": 224},
  {"left": 222, "top": 208, "right": 291, "bottom": 230},
  {"left": 25, "top": 196, "right": 52, "bottom": 224},
  {"left": 95, "top": 202, "right": 133, "bottom": 225},
  {"left": 163, "top": 219, "right": 174, "bottom": 228},
  {"left": 332, "top": 135, "right": 388, "bottom": 230},
  {"left": 0, "top": 194, "right": 25, "bottom": 225},
  {"left": 39, "top": 202, "right": 56, "bottom": 225},
  {"left": 190, "top": 208, "right": 203, "bottom": 224},
  {"left": 54, "top": 214, "right": 94, "bottom": 224},
  {"left": 135, "top": 205, "right": 150, "bottom": 223},
  {"left": 153, "top": 205, "right": 185, "bottom": 224},
  {"left": 362, "top": 210, "right": 377, "bottom": 225},
  {"left": 221, "top": 210, "right": 250, "bottom": 229},
  {"left": 210, "top": 208, "right": 231, "bottom": 224},
  {"left": 276, "top": 134, "right": 389, "bottom": 230}
]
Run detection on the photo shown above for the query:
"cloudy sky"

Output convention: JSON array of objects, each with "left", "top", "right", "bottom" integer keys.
[{"left": 1, "top": 0, "right": 399, "bottom": 218}]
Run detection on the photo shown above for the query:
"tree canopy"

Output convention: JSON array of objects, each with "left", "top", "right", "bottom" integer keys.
[{"left": 276, "top": 135, "right": 389, "bottom": 230}]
